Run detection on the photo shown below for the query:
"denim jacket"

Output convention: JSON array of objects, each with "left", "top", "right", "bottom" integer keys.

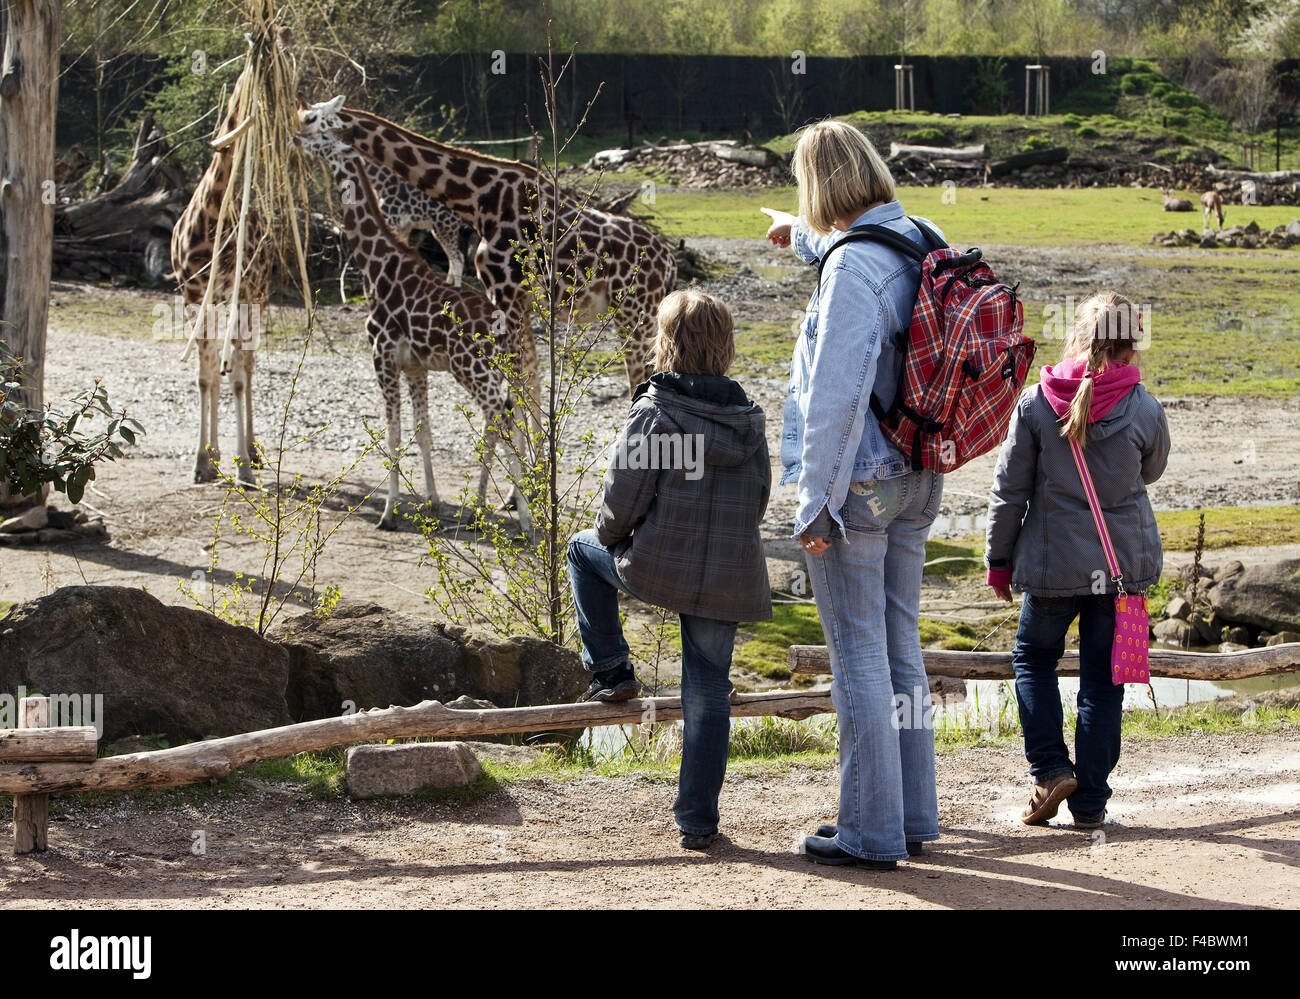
[{"left": 780, "top": 200, "right": 943, "bottom": 538}]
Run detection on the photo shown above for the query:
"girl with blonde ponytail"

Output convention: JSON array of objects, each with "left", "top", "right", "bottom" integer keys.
[{"left": 984, "top": 289, "right": 1169, "bottom": 830}]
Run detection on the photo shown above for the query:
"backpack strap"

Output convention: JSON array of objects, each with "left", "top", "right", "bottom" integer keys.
[{"left": 813, "top": 218, "right": 947, "bottom": 426}]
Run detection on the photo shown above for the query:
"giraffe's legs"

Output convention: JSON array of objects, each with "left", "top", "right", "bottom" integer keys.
[
  {"left": 243, "top": 332, "right": 260, "bottom": 470},
  {"left": 405, "top": 366, "right": 440, "bottom": 517},
  {"left": 432, "top": 219, "right": 463, "bottom": 288},
  {"left": 375, "top": 354, "right": 404, "bottom": 530},
  {"left": 194, "top": 338, "right": 221, "bottom": 483},
  {"left": 228, "top": 343, "right": 255, "bottom": 486}
]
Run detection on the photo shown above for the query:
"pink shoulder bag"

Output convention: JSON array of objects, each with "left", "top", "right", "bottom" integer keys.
[{"left": 1068, "top": 438, "right": 1151, "bottom": 685}]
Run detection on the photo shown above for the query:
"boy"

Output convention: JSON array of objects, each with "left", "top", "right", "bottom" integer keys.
[{"left": 566, "top": 288, "right": 772, "bottom": 850}]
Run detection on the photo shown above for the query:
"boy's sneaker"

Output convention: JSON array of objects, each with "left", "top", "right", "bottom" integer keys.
[
  {"left": 1071, "top": 809, "right": 1107, "bottom": 830},
  {"left": 679, "top": 831, "right": 717, "bottom": 851},
  {"left": 579, "top": 663, "right": 640, "bottom": 703}
]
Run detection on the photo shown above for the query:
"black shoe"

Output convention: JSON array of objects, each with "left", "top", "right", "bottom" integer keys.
[
  {"left": 679, "top": 831, "right": 717, "bottom": 851},
  {"left": 579, "top": 663, "right": 640, "bottom": 703},
  {"left": 802, "top": 835, "right": 897, "bottom": 870},
  {"left": 814, "top": 824, "right": 924, "bottom": 857}
]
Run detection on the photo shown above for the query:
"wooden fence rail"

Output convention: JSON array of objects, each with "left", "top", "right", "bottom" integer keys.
[
  {"left": 788, "top": 642, "right": 1300, "bottom": 681},
  {"left": 7, "top": 643, "right": 1298, "bottom": 855}
]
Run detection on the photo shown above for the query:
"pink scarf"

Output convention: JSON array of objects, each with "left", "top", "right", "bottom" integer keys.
[{"left": 1040, "top": 357, "right": 1142, "bottom": 422}]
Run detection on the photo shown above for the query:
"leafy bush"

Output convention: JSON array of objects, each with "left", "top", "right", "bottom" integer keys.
[
  {"left": 1022, "top": 133, "right": 1053, "bottom": 152},
  {"left": 0, "top": 341, "right": 142, "bottom": 504},
  {"left": 1150, "top": 82, "right": 1173, "bottom": 99},
  {"left": 964, "top": 55, "right": 1009, "bottom": 115},
  {"left": 1062, "top": 113, "right": 1083, "bottom": 128},
  {"left": 1076, "top": 125, "right": 1100, "bottom": 138},
  {"left": 1165, "top": 112, "right": 1189, "bottom": 128},
  {"left": 1153, "top": 147, "right": 1180, "bottom": 161},
  {"left": 1162, "top": 91, "right": 1199, "bottom": 110},
  {"left": 905, "top": 127, "right": 948, "bottom": 145}
]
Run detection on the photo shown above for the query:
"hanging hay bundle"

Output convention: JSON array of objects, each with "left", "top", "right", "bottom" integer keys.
[{"left": 187, "top": 0, "right": 313, "bottom": 370}]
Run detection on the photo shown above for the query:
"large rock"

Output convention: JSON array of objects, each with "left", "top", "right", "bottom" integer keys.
[
  {"left": 0, "top": 585, "right": 292, "bottom": 742},
  {"left": 1153, "top": 617, "right": 1197, "bottom": 646},
  {"left": 1208, "top": 560, "right": 1300, "bottom": 634},
  {"left": 344, "top": 741, "right": 482, "bottom": 797},
  {"left": 0, "top": 589, "right": 588, "bottom": 743},
  {"left": 266, "top": 600, "right": 586, "bottom": 719}
]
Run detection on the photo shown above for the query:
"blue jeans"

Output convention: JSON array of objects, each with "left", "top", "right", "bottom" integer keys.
[
  {"left": 566, "top": 529, "right": 738, "bottom": 836},
  {"left": 804, "top": 468, "right": 943, "bottom": 862},
  {"left": 1013, "top": 593, "right": 1124, "bottom": 819}
]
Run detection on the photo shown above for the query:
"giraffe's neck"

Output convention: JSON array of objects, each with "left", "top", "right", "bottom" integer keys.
[
  {"left": 338, "top": 108, "right": 571, "bottom": 232},
  {"left": 328, "top": 149, "right": 410, "bottom": 293}
]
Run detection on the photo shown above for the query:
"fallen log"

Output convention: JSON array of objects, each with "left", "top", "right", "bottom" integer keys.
[
  {"left": 890, "top": 142, "right": 986, "bottom": 161},
  {"left": 988, "top": 146, "right": 1068, "bottom": 176},
  {"left": 52, "top": 113, "right": 189, "bottom": 286},
  {"left": 788, "top": 642, "right": 1300, "bottom": 680},
  {"left": 1206, "top": 165, "right": 1300, "bottom": 184},
  {"left": 0, "top": 690, "right": 836, "bottom": 795}
]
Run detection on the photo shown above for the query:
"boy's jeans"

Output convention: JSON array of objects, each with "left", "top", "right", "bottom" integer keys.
[
  {"left": 804, "top": 468, "right": 943, "bottom": 862},
  {"left": 1012, "top": 593, "right": 1124, "bottom": 819},
  {"left": 566, "top": 529, "right": 738, "bottom": 837}
]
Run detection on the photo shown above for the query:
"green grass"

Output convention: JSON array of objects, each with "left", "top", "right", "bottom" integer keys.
[
  {"left": 648, "top": 184, "right": 1300, "bottom": 249},
  {"left": 1156, "top": 505, "right": 1300, "bottom": 551},
  {"left": 1119, "top": 700, "right": 1300, "bottom": 740}
]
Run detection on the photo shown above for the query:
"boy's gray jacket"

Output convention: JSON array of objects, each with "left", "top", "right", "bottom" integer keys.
[
  {"left": 985, "top": 383, "right": 1170, "bottom": 596},
  {"left": 596, "top": 373, "right": 773, "bottom": 622}
]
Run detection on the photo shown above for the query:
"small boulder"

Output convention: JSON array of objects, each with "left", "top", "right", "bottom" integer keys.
[
  {"left": 1219, "top": 642, "right": 1251, "bottom": 653},
  {"left": 1164, "top": 595, "right": 1191, "bottom": 620},
  {"left": 0, "top": 505, "right": 48, "bottom": 533},
  {"left": 1153, "top": 618, "right": 1196, "bottom": 645},
  {"left": 1189, "top": 610, "right": 1221, "bottom": 645},
  {"left": 1225, "top": 625, "right": 1253, "bottom": 646},
  {"left": 1266, "top": 631, "right": 1300, "bottom": 646},
  {"left": 1286, "top": 220, "right": 1300, "bottom": 239},
  {"left": 344, "top": 741, "right": 482, "bottom": 798},
  {"left": 1208, "top": 559, "right": 1300, "bottom": 634}
]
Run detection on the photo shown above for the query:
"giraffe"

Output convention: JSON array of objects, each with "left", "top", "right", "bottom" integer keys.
[
  {"left": 170, "top": 77, "right": 267, "bottom": 486},
  {"left": 359, "top": 156, "right": 470, "bottom": 287},
  {"left": 310, "top": 98, "right": 678, "bottom": 422},
  {"left": 298, "top": 97, "right": 531, "bottom": 531}
]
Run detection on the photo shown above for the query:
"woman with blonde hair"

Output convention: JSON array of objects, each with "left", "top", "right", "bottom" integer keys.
[
  {"left": 985, "top": 292, "right": 1169, "bottom": 828},
  {"left": 761, "top": 119, "right": 945, "bottom": 869}
]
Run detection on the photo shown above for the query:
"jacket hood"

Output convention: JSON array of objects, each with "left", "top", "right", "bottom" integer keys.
[
  {"left": 1040, "top": 358, "right": 1142, "bottom": 424},
  {"left": 637, "top": 373, "right": 766, "bottom": 468}
]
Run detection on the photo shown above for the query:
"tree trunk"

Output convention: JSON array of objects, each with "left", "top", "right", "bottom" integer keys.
[{"left": 0, "top": 0, "right": 61, "bottom": 510}]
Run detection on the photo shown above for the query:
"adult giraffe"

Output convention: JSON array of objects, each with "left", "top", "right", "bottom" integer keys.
[
  {"left": 312, "top": 99, "right": 678, "bottom": 417},
  {"left": 170, "top": 77, "right": 267, "bottom": 484}
]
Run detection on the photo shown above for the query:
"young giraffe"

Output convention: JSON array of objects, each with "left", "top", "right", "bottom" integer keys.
[
  {"left": 298, "top": 98, "right": 530, "bottom": 531},
  {"left": 313, "top": 99, "right": 677, "bottom": 420},
  {"left": 171, "top": 77, "right": 267, "bottom": 485},
  {"left": 359, "top": 156, "right": 469, "bottom": 286}
]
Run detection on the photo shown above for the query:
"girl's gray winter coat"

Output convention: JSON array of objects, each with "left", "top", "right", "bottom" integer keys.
[{"left": 985, "top": 383, "right": 1170, "bottom": 596}]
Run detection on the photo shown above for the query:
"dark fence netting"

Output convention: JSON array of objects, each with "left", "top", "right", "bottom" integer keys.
[{"left": 58, "top": 51, "right": 1101, "bottom": 154}]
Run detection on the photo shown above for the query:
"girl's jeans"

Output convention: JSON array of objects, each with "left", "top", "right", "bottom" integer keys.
[
  {"left": 566, "top": 529, "right": 738, "bottom": 837},
  {"left": 805, "top": 468, "right": 943, "bottom": 862},
  {"left": 1012, "top": 593, "right": 1124, "bottom": 819}
]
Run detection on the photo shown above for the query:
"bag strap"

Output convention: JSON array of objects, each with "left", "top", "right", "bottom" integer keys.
[
  {"left": 1067, "top": 437, "right": 1126, "bottom": 594},
  {"left": 813, "top": 216, "right": 945, "bottom": 288}
]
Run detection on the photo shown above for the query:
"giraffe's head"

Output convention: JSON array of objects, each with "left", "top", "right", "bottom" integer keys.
[{"left": 296, "top": 95, "right": 350, "bottom": 159}]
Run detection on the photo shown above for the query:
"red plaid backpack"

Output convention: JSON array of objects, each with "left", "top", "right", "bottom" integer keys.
[{"left": 816, "top": 219, "right": 1034, "bottom": 474}]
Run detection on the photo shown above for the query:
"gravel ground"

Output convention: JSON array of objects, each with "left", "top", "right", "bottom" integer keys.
[{"left": 1, "top": 728, "right": 1296, "bottom": 909}]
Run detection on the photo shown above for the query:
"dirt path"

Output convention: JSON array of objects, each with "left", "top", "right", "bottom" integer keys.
[{"left": 2, "top": 729, "right": 1295, "bottom": 909}]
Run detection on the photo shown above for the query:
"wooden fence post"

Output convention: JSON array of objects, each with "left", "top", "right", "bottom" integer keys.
[{"left": 13, "top": 695, "right": 50, "bottom": 854}]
